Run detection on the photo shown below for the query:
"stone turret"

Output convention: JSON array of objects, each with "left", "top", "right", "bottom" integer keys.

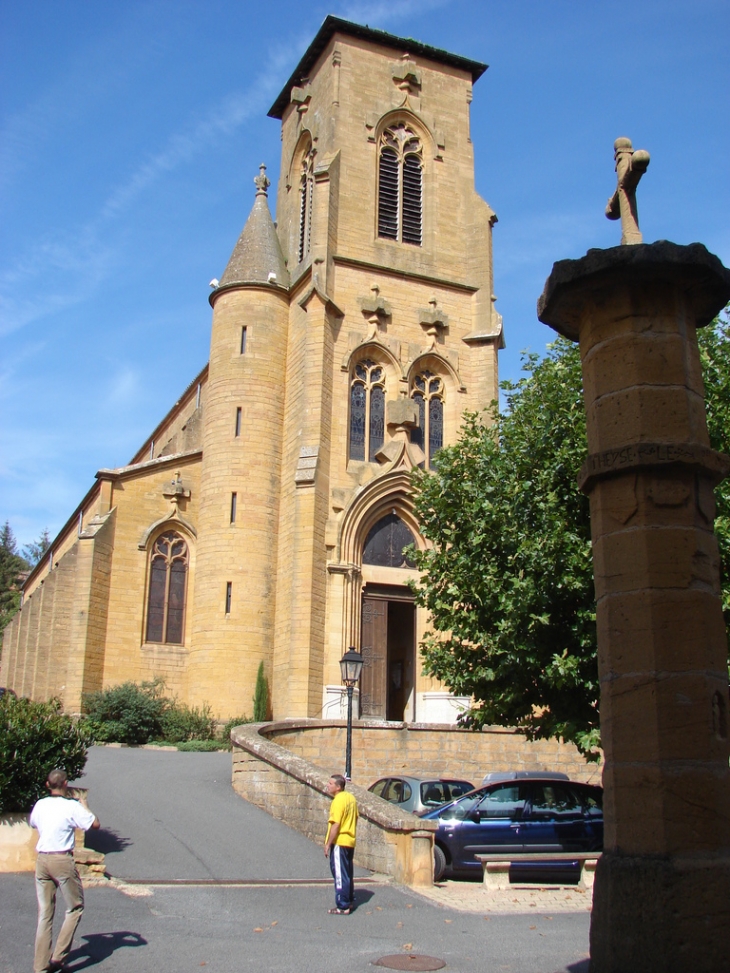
[{"left": 188, "top": 167, "right": 289, "bottom": 716}]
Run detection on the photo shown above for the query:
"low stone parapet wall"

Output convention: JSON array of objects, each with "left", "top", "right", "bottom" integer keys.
[
  {"left": 258, "top": 719, "right": 599, "bottom": 787},
  {"left": 230, "top": 723, "right": 435, "bottom": 886}
]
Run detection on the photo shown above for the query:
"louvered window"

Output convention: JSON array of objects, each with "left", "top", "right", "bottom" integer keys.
[
  {"left": 411, "top": 371, "right": 443, "bottom": 468},
  {"left": 298, "top": 146, "right": 315, "bottom": 263},
  {"left": 145, "top": 531, "right": 188, "bottom": 644},
  {"left": 377, "top": 124, "right": 423, "bottom": 246},
  {"left": 349, "top": 360, "right": 386, "bottom": 462}
]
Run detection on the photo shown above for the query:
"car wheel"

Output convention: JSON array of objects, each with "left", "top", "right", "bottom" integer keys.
[{"left": 433, "top": 844, "right": 446, "bottom": 882}]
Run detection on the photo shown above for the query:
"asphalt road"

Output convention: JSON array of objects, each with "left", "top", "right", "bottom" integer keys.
[
  {"left": 0, "top": 746, "right": 591, "bottom": 972},
  {"left": 71, "top": 746, "right": 344, "bottom": 881}
]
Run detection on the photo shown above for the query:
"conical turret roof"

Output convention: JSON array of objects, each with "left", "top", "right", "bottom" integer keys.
[{"left": 217, "top": 164, "right": 289, "bottom": 289}]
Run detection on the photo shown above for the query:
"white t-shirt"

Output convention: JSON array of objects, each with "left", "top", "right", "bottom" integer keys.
[{"left": 30, "top": 796, "right": 96, "bottom": 852}]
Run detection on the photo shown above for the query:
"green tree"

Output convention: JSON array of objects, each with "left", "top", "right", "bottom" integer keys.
[
  {"left": 22, "top": 528, "right": 51, "bottom": 568},
  {"left": 253, "top": 661, "right": 269, "bottom": 722},
  {"left": 411, "top": 310, "right": 730, "bottom": 759},
  {"left": 0, "top": 522, "right": 29, "bottom": 635},
  {"left": 411, "top": 338, "right": 598, "bottom": 757}
]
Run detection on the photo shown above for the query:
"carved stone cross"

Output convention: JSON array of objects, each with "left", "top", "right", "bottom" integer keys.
[{"left": 605, "top": 137, "right": 650, "bottom": 245}]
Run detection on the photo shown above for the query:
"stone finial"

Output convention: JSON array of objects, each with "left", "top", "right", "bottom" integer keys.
[
  {"left": 254, "top": 163, "right": 270, "bottom": 197},
  {"left": 605, "top": 137, "right": 650, "bottom": 245}
]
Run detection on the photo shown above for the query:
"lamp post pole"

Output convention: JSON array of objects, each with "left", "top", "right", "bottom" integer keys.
[
  {"left": 339, "top": 647, "right": 363, "bottom": 782},
  {"left": 345, "top": 684, "right": 354, "bottom": 780}
]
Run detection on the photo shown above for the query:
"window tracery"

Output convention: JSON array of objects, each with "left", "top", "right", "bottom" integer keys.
[
  {"left": 349, "top": 359, "right": 386, "bottom": 462},
  {"left": 411, "top": 370, "right": 443, "bottom": 468},
  {"left": 145, "top": 531, "right": 188, "bottom": 644},
  {"left": 377, "top": 122, "right": 423, "bottom": 246}
]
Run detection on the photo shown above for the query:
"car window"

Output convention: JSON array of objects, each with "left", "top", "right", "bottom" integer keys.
[
  {"left": 370, "top": 779, "right": 389, "bottom": 798},
  {"left": 477, "top": 784, "right": 528, "bottom": 819},
  {"left": 579, "top": 785, "right": 603, "bottom": 816},
  {"left": 384, "top": 779, "right": 411, "bottom": 803},
  {"left": 443, "top": 781, "right": 473, "bottom": 801},
  {"left": 420, "top": 783, "right": 448, "bottom": 808},
  {"left": 437, "top": 791, "right": 485, "bottom": 821},
  {"left": 529, "top": 783, "right": 582, "bottom": 819}
]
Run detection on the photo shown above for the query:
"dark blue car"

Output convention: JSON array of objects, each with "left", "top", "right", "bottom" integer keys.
[{"left": 421, "top": 774, "right": 603, "bottom": 881}]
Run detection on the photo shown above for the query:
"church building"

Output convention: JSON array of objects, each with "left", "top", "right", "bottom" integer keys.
[{"left": 1, "top": 17, "right": 503, "bottom": 723}]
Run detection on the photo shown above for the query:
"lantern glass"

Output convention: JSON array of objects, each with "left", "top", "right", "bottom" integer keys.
[{"left": 340, "top": 648, "right": 363, "bottom": 687}]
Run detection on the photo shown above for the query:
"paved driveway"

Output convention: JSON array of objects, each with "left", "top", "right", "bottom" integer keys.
[{"left": 72, "top": 746, "right": 336, "bottom": 881}]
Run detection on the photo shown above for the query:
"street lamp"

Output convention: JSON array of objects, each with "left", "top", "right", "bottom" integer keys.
[{"left": 339, "top": 647, "right": 363, "bottom": 780}]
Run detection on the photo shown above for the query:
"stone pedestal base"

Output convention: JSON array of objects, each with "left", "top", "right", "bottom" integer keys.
[{"left": 590, "top": 851, "right": 730, "bottom": 973}]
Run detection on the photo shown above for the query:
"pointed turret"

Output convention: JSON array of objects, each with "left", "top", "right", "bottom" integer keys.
[{"left": 216, "top": 164, "right": 289, "bottom": 292}]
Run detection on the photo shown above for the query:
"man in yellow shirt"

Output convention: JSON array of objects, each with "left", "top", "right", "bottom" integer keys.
[{"left": 324, "top": 774, "right": 358, "bottom": 914}]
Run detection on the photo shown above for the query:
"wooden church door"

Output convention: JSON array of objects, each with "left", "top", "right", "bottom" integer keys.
[{"left": 360, "top": 595, "right": 387, "bottom": 719}]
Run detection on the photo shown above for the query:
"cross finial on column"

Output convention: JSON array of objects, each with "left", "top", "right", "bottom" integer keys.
[{"left": 605, "top": 137, "right": 650, "bottom": 245}]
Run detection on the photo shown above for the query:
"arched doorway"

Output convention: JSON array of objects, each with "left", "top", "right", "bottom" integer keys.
[{"left": 359, "top": 513, "right": 417, "bottom": 721}]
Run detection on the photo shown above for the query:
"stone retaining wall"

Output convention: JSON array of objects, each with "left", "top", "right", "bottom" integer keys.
[{"left": 231, "top": 723, "right": 435, "bottom": 885}]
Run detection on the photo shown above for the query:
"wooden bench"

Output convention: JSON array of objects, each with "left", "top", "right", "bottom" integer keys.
[{"left": 475, "top": 852, "right": 601, "bottom": 890}]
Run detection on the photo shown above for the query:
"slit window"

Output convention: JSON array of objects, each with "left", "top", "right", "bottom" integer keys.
[
  {"left": 298, "top": 144, "right": 315, "bottom": 263},
  {"left": 225, "top": 582, "right": 232, "bottom": 614},
  {"left": 377, "top": 123, "right": 423, "bottom": 246},
  {"left": 240, "top": 326, "right": 247, "bottom": 354},
  {"left": 230, "top": 493, "right": 237, "bottom": 524},
  {"left": 235, "top": 407, "right": 242, "bottom": 437}
]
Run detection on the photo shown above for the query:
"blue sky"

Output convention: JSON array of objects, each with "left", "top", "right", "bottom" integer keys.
[{"left": 1, "top": 0, "right": 728, "bottom": 549}]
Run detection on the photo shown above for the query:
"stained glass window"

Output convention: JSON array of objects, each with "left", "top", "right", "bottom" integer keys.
[
  {"left": 411, "top": 370, "right": 443, "bottom": 468},
  {"left": 377, "top": 124, "right": 422, "bottom": 246},
  {"left": 349, "top": 360, "right": 386, "bottom": 462},
  {"left": 362, "top": 513, "right": 417, "bottom": 568},
  {"left": 145, "top": 531, "right": 189, "bottom": 644}
]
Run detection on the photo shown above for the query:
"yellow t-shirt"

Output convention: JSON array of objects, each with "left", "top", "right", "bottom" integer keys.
[{"left": 326, "top": 790, "right": 358, "bottom": 848}]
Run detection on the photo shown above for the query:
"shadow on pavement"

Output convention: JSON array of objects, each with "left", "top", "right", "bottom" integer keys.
[
  {"left": 565, "top": 960, "right": 590, "bottom": 972},
  {"left": 85, "top": 828, "right": 133, "bottom": 855},
  {"left": 65, "top": 931, "right": 147, "bottom": 970}
]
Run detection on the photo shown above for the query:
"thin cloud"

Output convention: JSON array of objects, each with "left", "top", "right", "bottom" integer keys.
[{"left": 337, "top": 0, "right": 450, "bottom": 29}]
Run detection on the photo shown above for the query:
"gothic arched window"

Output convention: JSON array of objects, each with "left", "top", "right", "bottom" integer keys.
[
  {"left": 298, "top": 144, "right": 315, "bottom": 263},
  {"left": 349, "top": 359, "right": 386, "bottom": 462},
  {"left": 377, "top": 123, "right": 423, "bottom": 246},
  {"left": 411, "top": 371, "right": 443, "bottom": 468},
  {"left": 145, "top": 531, "right": 189, "bottom": 644},
  {"left": 363, "top": 513, "right": 417, "bottom": 568}
]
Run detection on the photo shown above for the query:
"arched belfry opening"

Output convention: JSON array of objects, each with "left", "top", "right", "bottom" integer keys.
[{"left": 360, "top": 512, "right": 418, "bottom": 722}]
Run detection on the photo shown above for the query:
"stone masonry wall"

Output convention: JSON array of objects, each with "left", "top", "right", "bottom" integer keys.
[{"left": 262, "top": 719, "right": 600, "bottom": 787}]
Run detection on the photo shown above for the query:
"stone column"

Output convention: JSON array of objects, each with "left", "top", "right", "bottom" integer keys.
[{"left": 538, "top": 242, "right": 730, "bottom": 973}]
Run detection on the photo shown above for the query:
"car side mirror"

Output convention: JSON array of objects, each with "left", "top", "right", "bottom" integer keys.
[{"left": 469, "top": 808, "right": 482, "bottom": 823}]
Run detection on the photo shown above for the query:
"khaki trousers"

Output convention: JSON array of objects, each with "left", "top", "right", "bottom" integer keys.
[{"left": 34, "top": 852, "right": 84, "bottom": 973}]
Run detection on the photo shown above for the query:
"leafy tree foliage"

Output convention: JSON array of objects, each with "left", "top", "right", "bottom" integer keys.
[
  {"left": 412, "top": 310, "right": 730, "bottom": 759},
  {"left": 0, "top": 694, "right": 89, "bottom": 813},
  {"left": 0, "top": 522, "right": 29, "bottom": 635},
  {"left": 411, "top": 338, "right": 598, "bottom": 757}
]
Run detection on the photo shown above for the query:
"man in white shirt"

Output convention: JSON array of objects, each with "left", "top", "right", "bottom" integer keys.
[{"left": 29, "top": 769, "right": 100, "bottom": 973}]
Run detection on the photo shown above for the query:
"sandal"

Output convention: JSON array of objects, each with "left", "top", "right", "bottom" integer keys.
[{"left": 328, "top": 907, "right": 351, "bottom": 915}]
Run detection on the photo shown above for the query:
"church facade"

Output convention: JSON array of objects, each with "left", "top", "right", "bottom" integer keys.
[{"left": 1, "top": 17, "right": 503, "bottom": 723}]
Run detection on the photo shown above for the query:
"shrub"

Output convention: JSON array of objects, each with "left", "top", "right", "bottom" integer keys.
[
  {"left": 82, "top": 680, "right": 166, "bottom": 744},
  {"left": 175, "top": 739, "right": 227, "bottom": 752},
  {"left": 253, "top": 661, "right": 269, "bottom": 722},
  {"left": 0, "top": 695, "right": 89, "bottom": 813},
  {"left": 218, "top": 715, "right": 253, "bottom": 749},
  {"left": 160, "top": 702, "right": 216, "bottom": 743}
]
